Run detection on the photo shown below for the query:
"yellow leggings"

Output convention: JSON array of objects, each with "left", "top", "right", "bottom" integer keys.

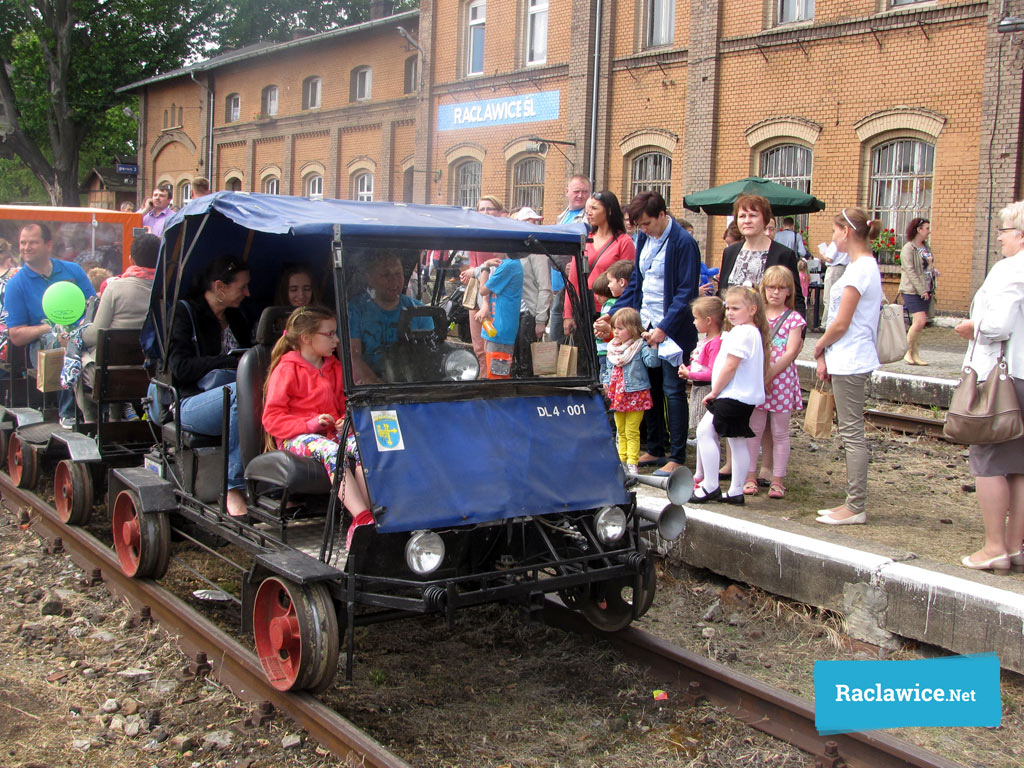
[{"left": 614, "top": 410, "right": 645, "bottom": 465}]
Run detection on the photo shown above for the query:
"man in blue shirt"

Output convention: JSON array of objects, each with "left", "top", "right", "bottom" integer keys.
[
  {"left": 595, "top": 191, "right": 701, "bottom": 475},
  {"left": 6, "top": 223, "right": 97, "bottom": 425}
]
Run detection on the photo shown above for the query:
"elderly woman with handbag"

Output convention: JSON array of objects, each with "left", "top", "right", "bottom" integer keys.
[{"left": 954, "top": 201, "right": 1024, "bottom": 571}]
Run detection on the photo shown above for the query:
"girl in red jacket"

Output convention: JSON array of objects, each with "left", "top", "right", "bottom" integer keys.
[{"left": 262, "top": 306, "right": 372, "bottom": 548}]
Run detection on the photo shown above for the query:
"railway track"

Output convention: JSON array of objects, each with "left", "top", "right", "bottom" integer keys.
[
  {"left": 545, "top": 602, "right": 964, "bottom": 768},
  {"left": 2, "top": 469, "right": 964, "bottom": 768},
  {"left": 0, "top": 473, "right": 412, "bottom": 768},
  {"left": 864, "top": 408, "right": 948, "bottom": 439}
]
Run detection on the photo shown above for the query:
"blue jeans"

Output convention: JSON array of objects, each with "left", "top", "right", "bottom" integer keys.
[
  {"left": 178, "top": 383, "right": 243, "bottom": 490},
  {"left": 645, "top": 358, "right": 689, "bottom": 464}
]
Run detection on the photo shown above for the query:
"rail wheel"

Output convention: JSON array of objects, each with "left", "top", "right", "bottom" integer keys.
[
  {"left": 252, "top": 576, "right": 339, "bottom": 692},
  {"left": 111, "top": 490, "right": 170, "bottom": 579},
  {"left": 8, "top": 434, "right": 38, "bottom": 490},
  {"left": 578, "top": 556, "right": 657, "bottom": 633},
  {"left": 54, "top": 460, "right": 94, "bottom": 525}
]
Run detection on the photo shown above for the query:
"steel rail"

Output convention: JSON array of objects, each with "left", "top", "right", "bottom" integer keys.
[
  {"left": 544, "top": 600, "right": 964, "bottom": 768},
  {"left": 864, "top": 409, "right": 947, "bottom": 439},
  {"left": 0, "top": 476, "right": 412, "bottom": 768}
]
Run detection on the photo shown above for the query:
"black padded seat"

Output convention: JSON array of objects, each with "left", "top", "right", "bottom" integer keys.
[
  {"left": 244, "top": 450, "right": 332, "bottom": 495},
  {"left": 161, "top": 421, "right": 220, "bottom": 449}
]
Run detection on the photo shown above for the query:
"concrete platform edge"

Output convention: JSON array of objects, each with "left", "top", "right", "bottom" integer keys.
[
  {"left": 795, "top": 359, "right": 958, "bottom": 409},
  {"left": 652, "top": 501, "right": 1024, "bottom": 672}
]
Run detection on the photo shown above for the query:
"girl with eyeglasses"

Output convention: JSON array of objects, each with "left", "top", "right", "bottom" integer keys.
[{"left": 263, "top": 305, "right": 373, "bottom": 548}]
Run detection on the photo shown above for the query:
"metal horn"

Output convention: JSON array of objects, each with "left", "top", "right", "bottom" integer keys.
[
  {"left": 637, "top": 503, "right": 687, "bottom": 541},
  {"left": 632, "top": 466, "right": 694, "bottom": 506}
]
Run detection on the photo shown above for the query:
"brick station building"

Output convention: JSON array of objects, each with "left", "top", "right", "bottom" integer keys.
[{"left": 122, "top": 0, "right": 1024, "bottom": 313}]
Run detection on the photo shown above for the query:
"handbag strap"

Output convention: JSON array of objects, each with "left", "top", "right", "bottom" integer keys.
[
  {"left": 770, "top": 309, "right": 793, "bottom": 338},
  {"left": 179, "top": 300, "right": 201, "bottom": 357}
]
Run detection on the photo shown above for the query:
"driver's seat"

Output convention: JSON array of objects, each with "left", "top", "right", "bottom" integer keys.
[{"left": 237, "top": 307, "right": 332, "bottom": 511}]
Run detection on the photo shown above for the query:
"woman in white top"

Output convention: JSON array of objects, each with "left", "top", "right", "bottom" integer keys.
[
  {"left": 812, "top": 208, "right": 883, "bottom": 525},
  {"left": 955, "top": 201, "right": 1024, "bottom": 571}
]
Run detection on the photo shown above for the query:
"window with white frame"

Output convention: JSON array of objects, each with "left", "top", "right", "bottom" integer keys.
[
  {"left": 527, "top": 0, "right": 548, "bottom": 65},
  {"left": 354, "top": 172, "right": 374, "bottom": 202},
  {"left": 225, "top": 93, "right": 240, "bottom": 122},
  {"left": 302, "top": 76, "right": 322, "bottom": 110},
  {"left": 351, "top": 67, "right": 372, "bottom": 102},
  {"left": 263, "top": 177, "right": 280, "bottom": 195},
  {"left": 512, "top": 157, "right": 545, "bottom": 212},
  {"left": 631, "top": 152, "right": 672, "bottom": 208},
  {"left": 179, "top": 181, "right": 192, "bottom": 204},
  {"left": 261, "top": 86, "right": 278, "bottom": 116},
  {"left": 467, "top": 0, "right": 486, "bottom": 76},
  {"left": 760, "top": 143, "right": 813, "bottom": 229},
  {"left": 869, "top": 138, "right": 934, "bottom": 254},
  {"left": 306, "top": 173, "right": 324, "bottom": 198},
  {"left": 646, "top": 0, "right": 674, "bottom": 48},
  {"left": 778, "top": 0, "right": 814, "bottom": 24},
  {"left": 454, "top": 160, "right": 482, "bottom": 207}
]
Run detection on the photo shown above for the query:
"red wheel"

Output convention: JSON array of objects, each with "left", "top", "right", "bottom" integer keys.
[
  {"left": 111, "top": 490, "right": 170, "bottom": 579},
  {"left": 54, "top": 460, "right": 94, "bottom": 525},
  {"left": 7, "top": 433, "right": 38, "bottom": 489},
  {"left": 253, "top": 577, "right": 339, "bottom": 692},
  {"left": 578, "top": 556, "right": 657, "bottom": 633}
]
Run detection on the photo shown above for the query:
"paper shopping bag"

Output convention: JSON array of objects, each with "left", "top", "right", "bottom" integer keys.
[
  {"left": 36, "top": 348, "right": 65, "bottom": 392},
  {"left": 803, "top": 380, "right": 835, "bottom": 439},
  {"left": 462, "top": 277, "right": 479, "bottom": 310},
  {"left": 531, "top": 341, "right": 559, "bottom": 375},
  {"left": 556, "top": 341, "right": 578, "bottom": 377}
]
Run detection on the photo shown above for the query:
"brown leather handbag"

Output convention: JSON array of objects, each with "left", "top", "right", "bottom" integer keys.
[{"left": 943, "top": 342, "right": 1023, "bottom": 445}]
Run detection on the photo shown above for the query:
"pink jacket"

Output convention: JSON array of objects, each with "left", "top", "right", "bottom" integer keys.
[
  {"left": 688, "top": 335, "right": 722, "bottom": 383},
  {"left": 262, "top": 351, "right": 347, "bottom": 444}
]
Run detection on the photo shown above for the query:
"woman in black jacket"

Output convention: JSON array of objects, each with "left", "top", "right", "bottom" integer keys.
[
  {"left": 169, "top": 255, "right": 251, "bottom": 517},
  {"left": 718, "top": 195, "right": 806, "bottom": 319}
]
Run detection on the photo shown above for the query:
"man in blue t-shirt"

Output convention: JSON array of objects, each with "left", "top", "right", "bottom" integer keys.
[
  {"left": 476, "top": 256, "right": 523, "bottom": 379},
  {"left": 6, "top": 223, "right": 97, "bottom": 426},
  {"left": 348, "top": 252, "right": 428, "bottom": 384}
]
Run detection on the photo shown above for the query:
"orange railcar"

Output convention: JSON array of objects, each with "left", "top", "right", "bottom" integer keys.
[{"left": 0, "top": 206, "right": 144, "bottom": 275}]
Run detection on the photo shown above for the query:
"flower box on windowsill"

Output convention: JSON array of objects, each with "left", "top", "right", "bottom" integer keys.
[{"left": 879, "top": 263, "right": 902, "bottom": 275}]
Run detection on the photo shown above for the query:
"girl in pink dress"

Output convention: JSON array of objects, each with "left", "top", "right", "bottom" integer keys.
[
  {"left": 604, "top": 307, "right": 658, "bottom": 474},
  {"left": 745, "top": 266, "right": 806, "bottom": 499}
]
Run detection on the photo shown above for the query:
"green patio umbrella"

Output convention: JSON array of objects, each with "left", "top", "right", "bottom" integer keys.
[{"left": 683, "top": 177, "right": 826, "bottom": 216}]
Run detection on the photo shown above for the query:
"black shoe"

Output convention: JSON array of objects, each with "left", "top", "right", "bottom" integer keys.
[
  {"left": 692, "top": 486, "right": 722, "bottom": 503},
  {"left": 721, "top": 492, "right": 745, "bottom": 506}
]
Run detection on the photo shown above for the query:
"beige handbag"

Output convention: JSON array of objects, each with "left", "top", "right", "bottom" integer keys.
[
  {"left": 943, "top": 341, "right": 1023, "bottom": 445},
  {"left": 876, "top": 302, "right": 908, "bottom": 364}
]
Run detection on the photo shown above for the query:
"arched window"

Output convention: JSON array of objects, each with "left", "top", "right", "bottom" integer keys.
[
  {"left": 305, "top": 173, "right": 324, "bottom": 198},
  {"left": 403, "top": 166, "right": 415, "bottom": 203},
  {"left": 302, "top": 77, "right": 321, "bottom": 110},
  {"left": 263, "top": 177, "right": 280, "bottom": 195},
  {"left": 631, "top": 151, "right": 672, "bottom": 207},
  {"left": 869, "top": 138, "right": 934, "bottom": 250},
  {"left": 226, "top": 177, "right": 242, "bottom": 192},
  {"left": 178, "top": 107, "right": 183, "bottom": 126},
  {"left": 353, "top": 172, "right": 374, "bottom": 202},
  {"left": 225, "top": 94, "right": 240, "bottom": 122},
  {"left": 261, "top": 86, "right": 278, "bottom": 116},
  {"left": 163, "top": 110, "right": 168, "bottom": 129},
  {"left": 453, "top": 160, "right": 482, "bottom": 207},
  {"left": 404, "top": 56, "right": 419, "bottom": 94},
  {"left": 512, "top": 157, "right": 545, "bottom": 212},
  {"left": 350, "top": 66, "right": 372, "bottom": 102},
  {"left": 178, "top": 181, "right": 192, "bottom": 204},
  {"left": 760, "top": 143, "right": 813, "bottom": 229}
]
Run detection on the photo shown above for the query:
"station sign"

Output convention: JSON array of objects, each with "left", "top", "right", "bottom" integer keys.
[
  {"left": 437, "top": 90, "right": 560, "bottom": 132},
  {"left": 116, "top": 163, "right": 139, "bottom": 175}
]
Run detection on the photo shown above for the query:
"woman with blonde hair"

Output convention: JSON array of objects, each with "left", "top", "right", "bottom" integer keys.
[{"left": 955, "top": 201, "right": 1024, "bottom": 570}]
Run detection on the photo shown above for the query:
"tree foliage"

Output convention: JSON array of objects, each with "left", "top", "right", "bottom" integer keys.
[{"left": 0, "top": 0, "right": 213, "bottom": 205}]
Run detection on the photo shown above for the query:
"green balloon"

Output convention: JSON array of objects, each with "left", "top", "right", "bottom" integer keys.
[{"left": 42, "top": 281, "right": 87, "bottom": 326}]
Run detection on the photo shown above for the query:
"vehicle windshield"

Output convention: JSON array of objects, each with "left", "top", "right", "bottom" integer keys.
[{"left": 339, "top": 246, "right": 595, "bottom": 386}]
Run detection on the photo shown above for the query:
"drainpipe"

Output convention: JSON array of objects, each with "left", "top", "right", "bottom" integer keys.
[{"left": 587, "top": 0, "right": 602, "bottom": 183}]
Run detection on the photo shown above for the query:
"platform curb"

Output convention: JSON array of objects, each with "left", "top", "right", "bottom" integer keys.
[
  {"left": 795, "top": 359, "right": 958, "bottom": 409},
  {"left": 652, "top": 502, "right": 1024, "bottom": 672}
]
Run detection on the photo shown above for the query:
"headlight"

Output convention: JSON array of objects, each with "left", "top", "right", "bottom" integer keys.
[
  {"left": 594, "top": 506, "right": 627, "bottom": 544},
  {"left": 443, "top": 347, "right": 479, "bottom": 381},
  {"left": 405, "top": 530, "right": 445, "bottom": 574}
]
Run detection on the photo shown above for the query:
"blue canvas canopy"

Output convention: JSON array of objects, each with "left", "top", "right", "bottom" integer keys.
[{"left": 146, "top": 192, "right": 587, "bottom": 362}]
